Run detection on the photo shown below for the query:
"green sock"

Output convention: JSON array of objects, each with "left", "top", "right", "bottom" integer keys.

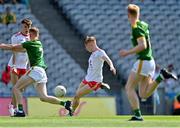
[
  {"left": 60, "top": 101, "right": 65, "bottom": 106},
  {"left": 155, "top": 75, "right": 163, "bottom": 83},
  {"left": 134, "top": 109, "right": 142, "bottom": 117},
  {"left": 18, "top": 104, "right": 23, "bottom": 111}
]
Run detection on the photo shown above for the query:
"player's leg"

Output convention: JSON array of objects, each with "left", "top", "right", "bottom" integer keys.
[
  {"left": 136, "top": 59, "right": 155, "bottom": 99},
  {"left": 9, "top": 69, "right": 26, "bottom": 116},
  {"left": 127, "top": 60, "right": 149, "bottom": 121},
  {"left": 35, "top": 83, "right": 66, "bottom": 106},
  {"left": 12, "top": 75, "right": 35, "bottom": 117},
  {"left": 138, "top": 61, "right": 177, "bottom": 99},
  {"left": 72, "top": 82, "right": 93, "bottom": 113},
  {"left": 139, "top": 73, "right": 176, "bottom": 99},
  {"left": 72, "top": 82, "right": 84, "bottom": 110},
  {"left": 10, "top": 70, "right": 19, "bottom": 85},
  {"left": 125, "top": 71, "right": 139, "bottom": 109},
  {"left": 30, "top": 66, "right": 71, "bottom": 114},
  {"left": 76, "top": 82, "right": 85, "bottom": 91},
  {"left": 138, "top": 75, "right": 158, "bottom": 99},
  {"left": 9, "top": 71, "right": 18, "bottom": 115},
  {"left": 125, "top": 71, "right": 143, "bottom": 120}
]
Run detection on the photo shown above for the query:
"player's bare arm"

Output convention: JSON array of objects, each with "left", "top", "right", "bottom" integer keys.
[
  {"left": 102, "top": 56, "right": 116, "bottom": 75},
  {"left": 0, "top": 43, "right": 26, "bottom": 52},
  {"left": 119, "top": 36, "right": 147, "bottom": 57}
]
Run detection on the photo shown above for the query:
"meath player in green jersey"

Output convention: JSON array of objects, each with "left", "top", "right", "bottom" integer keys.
[
  {"left": 119, "top": 4, "right": 177, "bottom": 121},
  {"left": 0, "top": 27, "right": 71, "bottom": 117}
]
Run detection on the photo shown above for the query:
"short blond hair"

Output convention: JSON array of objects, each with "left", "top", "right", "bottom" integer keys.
[
  {"left": 29, "top": 27, "right": 39, "bottom": 37},
  {"left": 84, "top": 36, "right": 96, "bottom": 45},
  {"left": 127, "top": 4, "right": 140, "bottom": 18}
]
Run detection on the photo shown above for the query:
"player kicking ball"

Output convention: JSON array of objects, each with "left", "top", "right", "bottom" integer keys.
[
  {"left": 119, "top": 4, "right": 178, "bottom": 121},
  {"left": 0, "top": 27, "right": 71, "bottom": 117},
  {"left": 67, "top": 36, "right": 116, "bottom": 116}
]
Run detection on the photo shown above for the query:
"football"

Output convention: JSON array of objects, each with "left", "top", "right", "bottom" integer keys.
[{"left": 54, "top": 85, "right": 66, "bottom": 97}]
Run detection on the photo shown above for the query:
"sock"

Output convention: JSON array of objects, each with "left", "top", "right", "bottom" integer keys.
[
  {"left": 12, "top": 103, "right": 16, "bottom": 109},
  {"left": 60, "top": 101, "right": 65, "bottom": 106},
  {"left": 133, "top": 109, "right": 142, "bottom": 118},
  {"left": 18, "top": 104, "right": 23, "bottom": 111},
  {"left": 155, "top": 75, "right": 163, "bottom": 83}
]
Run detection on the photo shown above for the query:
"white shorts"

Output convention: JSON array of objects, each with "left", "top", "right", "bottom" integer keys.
[
  {"left": 28, "top": 66, "right": 47, "bottom": 84},
  {"left": 132, "top": 59, "right": 155, "bottom": 77}
]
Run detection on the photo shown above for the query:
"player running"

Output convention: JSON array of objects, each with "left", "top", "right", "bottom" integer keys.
[
  {"left": 8, "top": 18, "right": 32, "bottom": 116},
  {"left": 68, "top": 36, "right": 116, "bottom": 116},
  {"left": 0, "top": 27, "right": 71, "bottom": 117},
  {"left": 119, "top": 4, "right": 178, "bottom": 121}
]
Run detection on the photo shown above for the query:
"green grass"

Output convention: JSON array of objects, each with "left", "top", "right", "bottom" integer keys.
[{"left": 0, "top": 116, "right": 180, "bottom": 128}]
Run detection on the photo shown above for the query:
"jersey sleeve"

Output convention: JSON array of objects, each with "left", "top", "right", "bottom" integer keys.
[
  {"left": 98, "top": 50, "right": 108, "bottom": 58},
  {"left": 22, "top": 41, "right": 30, "bottom": 49},
  {"left": 134, "top": 28, "right": 146, "bottom": 39},
  {"left": 11, "top": 35, "right": 16, "bottom": 44}
]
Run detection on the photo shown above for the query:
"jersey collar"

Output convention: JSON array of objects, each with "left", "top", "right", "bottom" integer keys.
[
  {"left": 20, "top": 32, "right": 29, "bottom": 36},
  {"left": 132, "top": 20, "right": 140, "bottom": 28}
]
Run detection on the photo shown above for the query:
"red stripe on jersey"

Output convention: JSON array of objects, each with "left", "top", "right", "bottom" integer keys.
[
  {"left": 15, "top": 32, "right": 29, "bottom": 37},
  {"left": 20, "top": 32, "right": 29, "bottom": 36}
]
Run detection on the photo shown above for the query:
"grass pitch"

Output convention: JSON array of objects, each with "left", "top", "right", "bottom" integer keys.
[{"left": 0, "top": 116, "right": 179, "bottom": 128}]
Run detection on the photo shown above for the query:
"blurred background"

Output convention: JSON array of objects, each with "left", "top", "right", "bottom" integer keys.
[{"left": 0, "top": 0, "right": 180, "bottom": 116}]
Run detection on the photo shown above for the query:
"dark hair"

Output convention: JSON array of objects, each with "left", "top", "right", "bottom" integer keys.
[
  {"left": 21, "top": 18, "right": 32, "bottom": 28},
  {"left": 84, "top": 36, "right": 96, "bottom": 45}
]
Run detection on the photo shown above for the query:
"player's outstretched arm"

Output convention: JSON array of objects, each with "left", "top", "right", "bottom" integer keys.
[
  {"left": 0, "top": 43, "right": 26, "bottom": 52},
  {"left": 119, "top": 36, "right": 147, "bottom": 57},
  {"left": 102, "top": 56, "right": 116, "bottom": 75}
]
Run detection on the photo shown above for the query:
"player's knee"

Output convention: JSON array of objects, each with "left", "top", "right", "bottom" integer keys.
[
  {"left": 12, "top": 86, "right": 18, "bottom": 93},
  {"left": 12, "top": 87, "right": 15, "bottom": 94}
]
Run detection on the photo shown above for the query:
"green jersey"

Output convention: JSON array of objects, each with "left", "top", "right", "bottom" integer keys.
[
  {"left": 131, "top": 20, "right": 153, "bottom": 60},
  {"left": 22, "top": 40, "right": 47, "bottom": 69}
]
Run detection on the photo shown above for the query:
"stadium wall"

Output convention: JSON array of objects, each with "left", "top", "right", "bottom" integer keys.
[
  {"left": 0, "top": 97, "right": 27, "bottom": 116},
  {"left": 28, "top": 97, "right": 116, "bottom": 117}
]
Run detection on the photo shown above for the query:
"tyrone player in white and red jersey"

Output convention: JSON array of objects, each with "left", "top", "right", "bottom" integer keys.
[
  {"left": 8, "top": 19, "right": 32, "bottom": 116},
  {"left": 69, "top": 36, "right": 116, "bottom": 116}
]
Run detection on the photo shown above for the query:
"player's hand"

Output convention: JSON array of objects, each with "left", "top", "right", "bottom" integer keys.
[
  {"left": 110, "top": 66, "right": 116, "bottom": 75},
  {"left": 12, "top": 65, "right": 17, "bottom": 73},
  {"left": 119, "top": 49, "right": 129, "bottom": 57},
  {"left": 12, "top": 68, "right": 17, "bottom": 73}
]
